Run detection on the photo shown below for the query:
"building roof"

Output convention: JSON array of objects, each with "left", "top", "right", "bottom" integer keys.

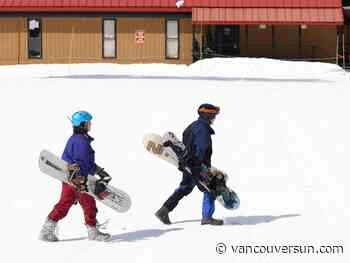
[
  {"left": 0, "top": 0, "right": 344, "bottom": 25},
  {"left": 0, "top": 0, "right": 343, "bottom": 12},
  {"left": 193, "top": 7, "right": 344, "bottom": 25}
]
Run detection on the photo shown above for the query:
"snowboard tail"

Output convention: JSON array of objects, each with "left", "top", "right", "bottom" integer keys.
[{"left": 39, "top": 150, "right": 131, "bottom": 213}]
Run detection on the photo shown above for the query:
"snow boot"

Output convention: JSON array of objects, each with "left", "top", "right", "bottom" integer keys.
[
  {"left": 39, "top": 218, "right": 59, "bottom": 242},
  {"left": 201, "top": 218, "right": 224, "bottom": 226},
  {"left": 86, "top": 225, "right": 111, "bottom": 242},
  {"left": 155, "top": 206, "right": 171, "bottom": 224}
]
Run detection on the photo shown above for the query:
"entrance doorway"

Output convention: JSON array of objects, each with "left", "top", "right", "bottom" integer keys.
[{"left": 215, "top": 25, "right": 240, "bottom": 56}]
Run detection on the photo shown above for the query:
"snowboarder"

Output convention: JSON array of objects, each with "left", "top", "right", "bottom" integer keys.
[
  {"left": 155, "top": 103, "right": 224, "bottom": 225},
  {"left": 39, "top": 111, "right": 112, "bottom": 242}
]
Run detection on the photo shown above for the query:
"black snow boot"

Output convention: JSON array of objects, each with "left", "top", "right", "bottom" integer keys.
[
  {"left": 201, "top": 218, "right": 224, "bottom": 226},
  {"left": 155, "top": 206, "right": 171, "bottom": 225}
]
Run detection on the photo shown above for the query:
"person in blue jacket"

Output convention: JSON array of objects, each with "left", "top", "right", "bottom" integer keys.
[
  {"left": 155, "top": 103, "right": 223, "bottom": 225},
  {"left": 39, "top": 111, "right": 112, "bottom": 242}
]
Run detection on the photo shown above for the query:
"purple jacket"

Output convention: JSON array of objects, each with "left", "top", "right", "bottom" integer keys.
[{"left": 61, "top": 133, "right": 97, "bottom": 177}]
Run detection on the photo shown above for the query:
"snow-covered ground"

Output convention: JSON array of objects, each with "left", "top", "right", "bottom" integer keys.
[{"left": 0, "top": 58, "right": 348, "bottom": 263}]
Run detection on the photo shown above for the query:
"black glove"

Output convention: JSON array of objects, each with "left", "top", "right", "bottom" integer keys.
[{"left": 95, "top": 165, "right": 112, "bottom": 184}]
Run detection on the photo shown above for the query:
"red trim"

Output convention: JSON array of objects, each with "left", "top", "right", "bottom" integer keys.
[
  {"left": 0, "top": 0, "right": 342, "bottom": 12},
  {"left": 0, "top": 7, "right": 192, "bottom": 13}
]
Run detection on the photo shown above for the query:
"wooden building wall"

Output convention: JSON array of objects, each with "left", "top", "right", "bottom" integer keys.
[
  {"left": 240, "top": 25, "right": 337, "bottom": 61},
  {"left": 0, "top": 16, "right": 192, "bottom": 65},
  {"left": 0, "top": 18, "right": 20, "bottom": 64},
  {"left": 0, "top": 16, "right": 339, "bottom": 65}
]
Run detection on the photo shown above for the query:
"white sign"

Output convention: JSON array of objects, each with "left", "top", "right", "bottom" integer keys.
[
  {"left": 176, "top": 0, "right": 185, "bottom": 8},
  {"left": 29, "top": 19, "right": 39, "bottom": 30}
]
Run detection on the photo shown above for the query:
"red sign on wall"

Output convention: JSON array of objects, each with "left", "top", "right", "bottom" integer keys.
[{"left": 135, "top": 31, "right": 145, "bottom": 44}]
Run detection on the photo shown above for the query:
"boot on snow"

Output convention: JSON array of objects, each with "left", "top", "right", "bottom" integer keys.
[
  {"left": 201, "top": 217, "right": 224, "bottom": 226},
  {"left": 86, "top": 225, "right": 111, "bottom": 242},
  {"left": 39, "top": 218, "right": 59, "bottom": 242},
  {"left": 155, "top": 206, "right": 171, "bottom": 225}
]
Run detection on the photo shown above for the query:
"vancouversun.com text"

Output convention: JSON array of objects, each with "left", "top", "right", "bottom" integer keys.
[{"left": 215, "top": 243, "right": 344, "bottom": 255}]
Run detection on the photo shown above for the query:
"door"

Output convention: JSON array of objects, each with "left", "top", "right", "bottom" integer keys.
[{"left": 215, "top": 25, "right": 240, "bottom": 56}]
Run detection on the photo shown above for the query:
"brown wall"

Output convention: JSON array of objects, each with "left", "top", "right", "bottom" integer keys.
[
  {"left": 241, "top": 25, "right": 273, "bottom": 58},
  {"left": 43, "top": 18, "right": 101, "bottom": 64},
  {"left": 0, "top": 16, "right": 339, "bottom": 65},
  {"left": 240, "top": 25, "right": 337, "bottom": 61},
  {"left": 117, "top": 17, "right": 192, "bottom": 64},
  {"left": 300, "top": 26, "right": 337, "bottom": 59},
  {"left": 0, "top": 16, "right": 192, "bottom": 65},
  {"left": 274, "top": 26, "right": 299, "bottom": 59},
  {"left": 0, "top": 18, "right": 20, "bottom": 64}
]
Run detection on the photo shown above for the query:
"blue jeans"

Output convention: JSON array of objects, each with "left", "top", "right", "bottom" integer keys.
[{"left": 202, "top": 191, "right": 215, "bottom": 219}]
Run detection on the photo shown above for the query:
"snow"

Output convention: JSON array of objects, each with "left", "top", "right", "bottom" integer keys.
[{"left": 0, "top": 58, "right": 348, "bottom": 263}]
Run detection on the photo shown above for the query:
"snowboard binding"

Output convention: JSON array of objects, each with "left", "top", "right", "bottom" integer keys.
[{"left": 67, "top": 163, "right": 88, "bottom": 192}]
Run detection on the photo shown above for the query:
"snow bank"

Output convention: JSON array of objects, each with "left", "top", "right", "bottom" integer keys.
[
  {"left": 0, "top": 58, "right": 346, "bottom": 81},
  {"left": 189, "top": 58, "right": 347, "bottom": 80}
]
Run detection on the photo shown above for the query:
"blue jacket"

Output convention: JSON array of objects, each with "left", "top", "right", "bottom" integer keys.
[
  {"left": 182, "top": 117, "right": 215, "bottom": 169},
  {"left": 61, "top": 133, "right": 97, "bottom": 177}
]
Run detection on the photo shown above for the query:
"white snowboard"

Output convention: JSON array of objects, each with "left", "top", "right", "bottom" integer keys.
[{"left": 39, "top": 150, "right": 131, "bottom": 213}]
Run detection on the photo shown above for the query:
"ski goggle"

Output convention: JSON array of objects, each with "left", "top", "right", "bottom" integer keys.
[{"left": 198, "top": 106, "right": 220, "bottom": 115}]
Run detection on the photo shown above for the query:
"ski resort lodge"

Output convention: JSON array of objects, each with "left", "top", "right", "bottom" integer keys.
[{"left": 0, "top": 0, "right": 347, "bottom": 65}]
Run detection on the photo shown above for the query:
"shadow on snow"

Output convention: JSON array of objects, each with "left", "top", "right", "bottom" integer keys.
[
  {"left": 224, "top": 214, "right": 301, "bottom": 225},
  {"left": 47, "top": 75, "right": 332, "bottom": 83},
  {"left": 109, "top": 227, "right": 183, "bottom": 243}
]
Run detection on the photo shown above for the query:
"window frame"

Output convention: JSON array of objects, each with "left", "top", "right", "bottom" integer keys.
[
  {"left": 102, "top": 18, "right": 117, "bottom": 59},
  {"left": 165, "top": 19, "right": 180, "bottom": 60},
  {"left": 27, "top": 17, "right": 42, "bottom": 59}
]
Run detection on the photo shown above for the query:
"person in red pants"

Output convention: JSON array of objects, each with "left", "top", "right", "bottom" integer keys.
[{"left": 39, "top": 111, "right": 111, "bottom": 242}]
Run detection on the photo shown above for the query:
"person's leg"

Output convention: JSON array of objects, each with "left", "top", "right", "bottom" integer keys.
[
  {"left": 48, "top": 183, "right": 77, "bottom": 222},
  {"left": 156, "top": 173, "right": 196, "bottom": 224},
  {"left": 163, "top": 173, "right": 196, "bottom": 212},
  {"left": 201, "top": 191, "right": 223, "bottom": 225},
  {"left": 78, "top": 192, "right": 97, "bottom": 226},
  {"left": 79, "top": 192, "right": 110, "bottom": 242},
  {"left": 202, "top": 191, "right": 215, "bottom": 219},
  {"left": 40, "top": 183, "right": 77, "bottom": 241}
]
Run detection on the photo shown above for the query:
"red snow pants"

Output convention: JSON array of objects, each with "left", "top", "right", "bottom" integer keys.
[{"left": 48, "top": 182, "right": 97, "bottom": 226}]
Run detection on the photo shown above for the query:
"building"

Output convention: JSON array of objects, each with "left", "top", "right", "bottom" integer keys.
[{"left": 0, "top": 0, "right": 344, "bottom": 65}]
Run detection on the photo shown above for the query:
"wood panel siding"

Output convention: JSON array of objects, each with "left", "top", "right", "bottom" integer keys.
[
  {"left": 44, "top": 17, "right": 101, "bottom": 63},
  {"left": 117, "top": 18, "right": 165, "bottom": 63},
  {"left": 274, "top": 26, "right": 299, "bottom": 59},
  {"left": 178, "top": 18, "right": 192, "bottom": 64},
  {"left": 300, "top": 26, "right": 337, "bottom": 60},
  {"left": 0, "top": 18, "right": 20, "bottom": 64},
  {"left": 245, "top": 25, "right": 273, "bottom": 58}
]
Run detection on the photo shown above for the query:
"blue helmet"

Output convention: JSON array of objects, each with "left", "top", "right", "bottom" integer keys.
[{"left": 71, "top": 111, "right": 92, "bottom": 127}]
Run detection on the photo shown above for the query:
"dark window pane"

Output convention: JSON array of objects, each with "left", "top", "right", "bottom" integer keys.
[
  {"left": 29, "top": 39, "right": 41, "bottom": 58},
  {"left": 28, "top": 19, "right": 42, "bottom": 58}
]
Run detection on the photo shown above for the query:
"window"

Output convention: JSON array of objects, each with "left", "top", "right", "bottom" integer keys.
[
  {"left": 28, "top": 18, "right": 42, "bottom": 59},
  {"left": 103, "top": 19, "right": 116, "bottom": 58},
  {"left": 166, "top": 20, "right": 179, "bottom": 59}
]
